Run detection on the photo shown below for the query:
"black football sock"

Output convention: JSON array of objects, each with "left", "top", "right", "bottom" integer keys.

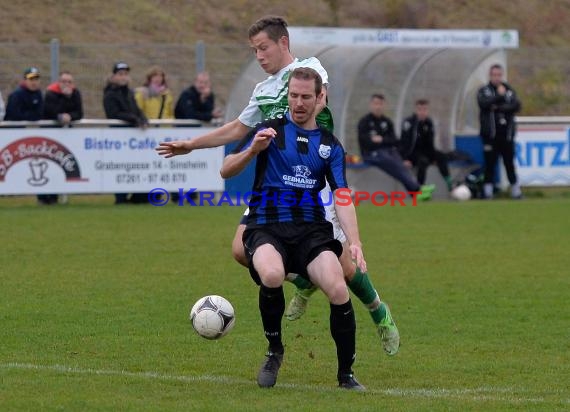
[
  {"left": 259, "top": 285, "right": 285, "bottom": 354},
  {"left": 330, "top": 299, "right": 356, "bottom": 377}
]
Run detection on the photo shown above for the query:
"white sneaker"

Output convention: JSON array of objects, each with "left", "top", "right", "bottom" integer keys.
[
  {"left": 484, "top": 183, "right": 494, "bottom": 199},
  {"left": 511, "top": 183, "right": 522, "bottom": 199}
]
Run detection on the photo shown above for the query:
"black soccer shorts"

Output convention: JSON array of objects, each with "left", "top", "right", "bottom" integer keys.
[{"left": 242, "top": 221, "right": 343, "bottom": 286}]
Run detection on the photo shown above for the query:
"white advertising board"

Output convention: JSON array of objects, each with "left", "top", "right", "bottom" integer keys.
[
  {"left": 515, "top": 126, "right": 570, "bottom": 186},
  {"left": 0, "top": 127, "right": 224, "bottom": 194},
  {"left": 289, "top": 27, "right": 518, "bottom": 48}
]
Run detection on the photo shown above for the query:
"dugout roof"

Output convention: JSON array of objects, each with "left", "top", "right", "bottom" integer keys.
[{"left": 225, "top": 45, "right": 506, "bottom": 153}]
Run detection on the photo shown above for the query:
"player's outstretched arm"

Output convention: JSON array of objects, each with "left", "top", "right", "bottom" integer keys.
[
  {"left": 155, "top": 119, "right": 252, "bottom": 158},
  {"left": 155, "top": 141, "right": 192, "bottom": 158},
  {"left": 333, "top": 191, "right": 367, "bottom": 273},
  {"left": 220, "top": 128, "right": 276, "bottom": 178}
]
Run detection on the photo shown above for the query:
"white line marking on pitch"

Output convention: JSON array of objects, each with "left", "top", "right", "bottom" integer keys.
[{"left": 0, "top": 362, "right": 556, "bottom": 404}]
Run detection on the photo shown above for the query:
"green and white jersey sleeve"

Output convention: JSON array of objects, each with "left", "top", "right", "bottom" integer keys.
[{"left": 238, "top": 57, "right": 334, "bottom": 131}]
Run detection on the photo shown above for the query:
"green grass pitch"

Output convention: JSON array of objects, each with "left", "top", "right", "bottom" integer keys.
[{"left": 0, "top": 196, "right": 568, "bottom": 411}]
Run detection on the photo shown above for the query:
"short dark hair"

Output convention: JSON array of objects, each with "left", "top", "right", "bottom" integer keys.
[
  {"left": 288, "top": 67, "right": 322, "bottom": 96},
  {"left": 248, "top": 16, "right": 289, "bottom": 43},
  {"left": 415, "top": 98, "right": 429, "bottom": 106},
  {"left": 490, "top": 63, "right": 503, "bottom": 72},
  {"left": 371, "top": 94, "right": 385, "bottom": 101}
]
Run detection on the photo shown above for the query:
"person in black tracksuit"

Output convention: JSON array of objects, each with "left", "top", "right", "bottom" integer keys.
[
  {"left": 103, "top": 62, "right": 149, "bottom": 204},
  {"left": 400, "top": 99, "right": 452, "bottom": 191},
  {"left": 477, "top": 64, "right": 522, "bottom": 199},
  {"left": 357, "top": 94, "right": 426, "bottom": 195}
]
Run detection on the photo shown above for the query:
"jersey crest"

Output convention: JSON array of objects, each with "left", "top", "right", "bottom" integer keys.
[{"left": 318, "top": 144, "right": 331, "bottom": 159}]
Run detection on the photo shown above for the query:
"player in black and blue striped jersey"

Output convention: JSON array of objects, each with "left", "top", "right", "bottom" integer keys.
[
  {"left": 157, "top": 15, "right": 399, "bottom": 358},
  {"left": 231, "top": 116, "right": 345, "bottom": 225},
  {"left": 221, "top": 67, "right": 365, "bottom": 391}
]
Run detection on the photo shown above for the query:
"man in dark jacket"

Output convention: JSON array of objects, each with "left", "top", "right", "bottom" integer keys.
[
  {"left": 5, "top": 68, "right": 52, "bottom": 204},
  {"left": 357, "top": 94, "right": 433, "bottom": 200},
  {"left": 37, "top": 71, "right": 84, "bottom": 205},
  {"left": 400, "top": 99, "right": 452, "bottom": 191},
  {"left": 43, "top": 71, "right": 83, "bottom": 126},
  {"left": 103, "top": 62, "right": 148, "bottom": 204},
  {"left": 175, "top": 72, "right": 222, "bottom": 122},
  {"left": 5, "top": 67, "right": 43, "bottom": 121},
  {"left": 103, "top": 62, "right": 148, "bottom": 128},
  {"left": 477, "top": 64, "right": 522, "bottom": 199}
]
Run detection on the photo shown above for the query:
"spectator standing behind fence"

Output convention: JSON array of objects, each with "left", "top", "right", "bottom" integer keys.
[
  {"left": 175, "top": 72, "right": 223, "bottom": 123},
  {"left": 400, "top": 99, "right": 453, "bottom": 192},
  {"left": 104, "top": 62, "right": 148, "bottom": 205},
  {"left": 5, "top": 67, "right": 43, "bottom": 121},
  {"left": 135, "top": 66, "right": 174, "bottom": 120},
  {"left": 357, "top": 94, "right": 434, "bottom": 201},
  {"left": 477, "top": 63, "right": 522, "bottom": 199},
  {"left": 5, "top": 68, "right": 48, "bottom": 205},
  {"left": 43, "top": 71, "right": 83, "bottom": 126},
  {"left": 104, "top": 62, "right": 148, "bottom": 128},
  {"left": 39, "top": 71, "right": 84, "bottom": 205},
  {"left": 131, "top": 66, "right": 174, "bottom": 204}
]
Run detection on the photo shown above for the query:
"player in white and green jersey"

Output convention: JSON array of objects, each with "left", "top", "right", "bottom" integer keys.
[
  {"left": 238, "top": 56, "right": 334, "bottom": 132},
  {"left": 156, "top": 16, "right": 399, "bottom": 357}
]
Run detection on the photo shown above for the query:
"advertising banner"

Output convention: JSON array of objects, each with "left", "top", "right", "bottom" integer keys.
[
  {"left": 515, "top": 126, "right": 570, "bottom": 186},
  {"left": 289, "top": 28, "right": 519, "bottom": 48},
  {"left": 0, "top": 127, "right": 224, "bottom": 194}
]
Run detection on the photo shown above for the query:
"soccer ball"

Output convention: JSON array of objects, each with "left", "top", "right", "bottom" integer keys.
[
  {"left": 190, "top": 295, "right": 235, "bottom": 340},
  {"left": 451, "top": 184, "right": 472, "bottom": 201}
]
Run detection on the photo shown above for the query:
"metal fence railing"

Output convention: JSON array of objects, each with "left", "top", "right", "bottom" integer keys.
[
  {"left": 1, "top": 41, "right": 569, "bottom": 122},
  {"left": 0, "top": 119, "right": 205, "bottom": 128},
  {"left": 0, "top": 41, "right": 251, "bottom": 119}
]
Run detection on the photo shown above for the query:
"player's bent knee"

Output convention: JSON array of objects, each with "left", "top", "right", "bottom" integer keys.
[
  {"left": 231, "top": 241, "right": 248, "bottom": 267},
  {"left": 323, "top": 282, "right": 350, "bottom": 305},
  {"left": 258, "top": 268, "right": 286, "bottom": 288},
  {"left": 253, "top": 244, "right": 285, "bottom": 287},
  {"left": 231, "top": 225, "right": 248, "bottom": 268}
]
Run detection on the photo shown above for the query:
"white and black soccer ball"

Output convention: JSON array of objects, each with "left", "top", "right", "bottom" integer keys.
[
  {"left": 451, "top": 184, "right": 472, "bottom": 201},
  {"left": 190, "top": 295, "right": 235, "bottom": 340}
]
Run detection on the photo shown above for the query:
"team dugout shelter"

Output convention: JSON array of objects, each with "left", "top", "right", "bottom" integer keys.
[{"left": 224, "top": 28, "right": 519, "bottom": 198}]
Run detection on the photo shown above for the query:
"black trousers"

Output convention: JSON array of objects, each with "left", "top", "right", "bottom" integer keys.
[
  {"left": 483, "top": 138, "right": 517, "bottom": 185},
  {"left": 37, "top": 194, "right": 58, "bottom": 204},
  {"left": 412, "top": 150, "right": 449, "bottom": 185}
]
